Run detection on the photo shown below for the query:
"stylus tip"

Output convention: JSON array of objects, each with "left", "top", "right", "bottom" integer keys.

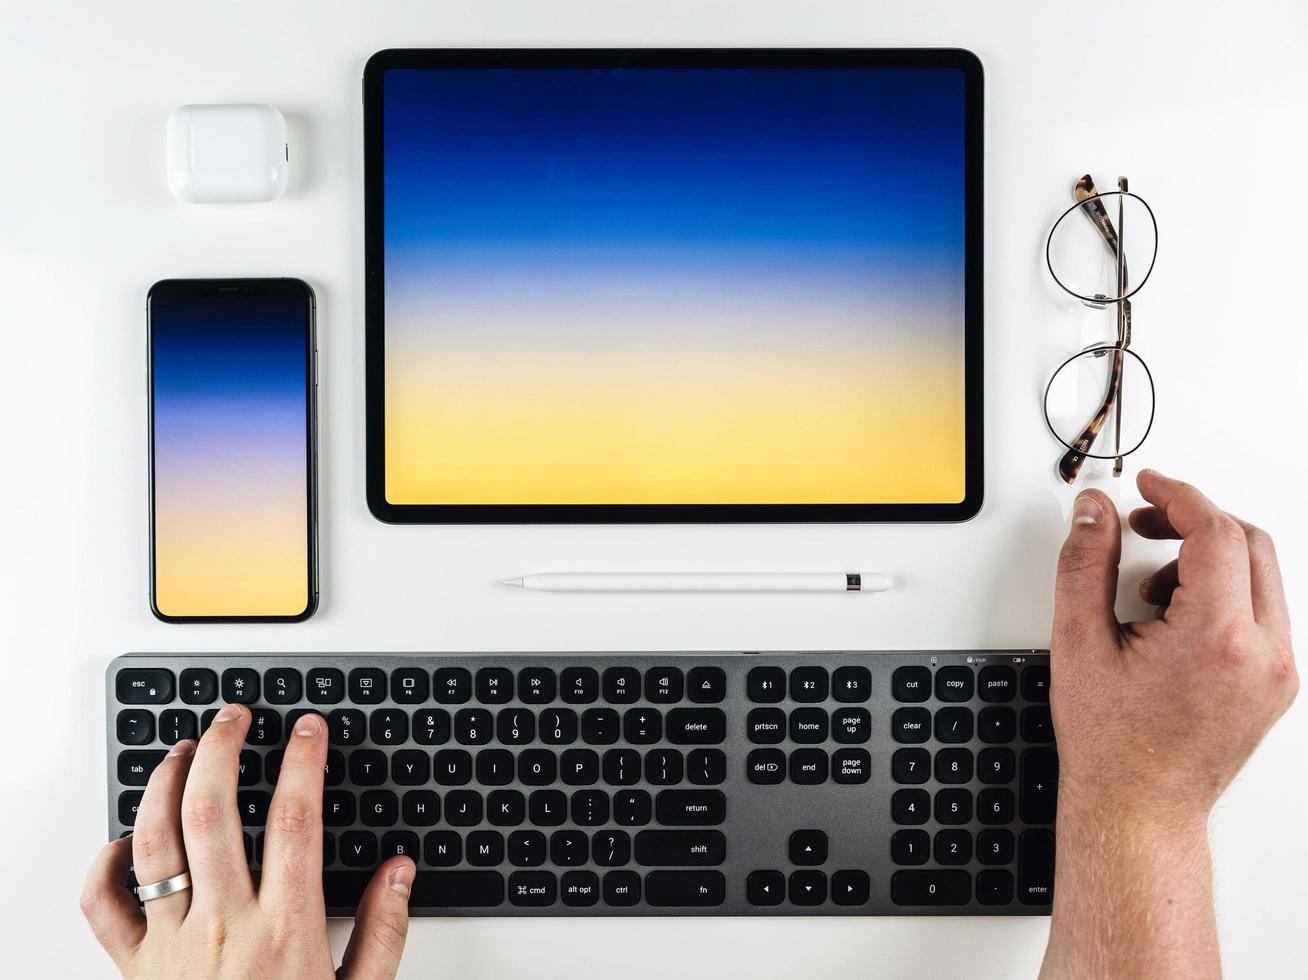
[{"left": 501, "top": 577, "right": 524, "bottom": 588}]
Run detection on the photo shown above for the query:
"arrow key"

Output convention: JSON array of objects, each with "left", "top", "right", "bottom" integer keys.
[
  {"left": 789, "top": 870, "right": 827, "bottom": 906},
  {"left": 746, "top": 869, "right": 785, "bottom": 906},
  {"left": 832, "top": 869, "right": 870, "bottom": 906},
  {"left": 788, "top": 829, "right": 828, "bottom": 866}
]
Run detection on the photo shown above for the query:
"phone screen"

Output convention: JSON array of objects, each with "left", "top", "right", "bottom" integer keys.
[{"left": 148, "top": 279, "right": 316, "bottom": 621}]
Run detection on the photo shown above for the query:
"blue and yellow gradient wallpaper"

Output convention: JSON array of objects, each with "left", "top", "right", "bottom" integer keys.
[
  {"left": 151, "top": 288, "right": 310, "bottom": 617},
  {"left": 383, "top": 68, "right": 966, "bottom": 504}
]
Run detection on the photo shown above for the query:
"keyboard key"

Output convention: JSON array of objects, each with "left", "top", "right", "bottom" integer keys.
[
  {"left": 747, "top": 667, "right": 785, "bottom": 703},
  {"left": 891, "top": 870, "right": 971, "bottom": 906},
  {"left": 977, "top": 869, "right": 1014, "bottom": 905},
  {"left": 581, "top": 708, "right": 619, "bottom": 745},
  {"left": 324, "top": 870, "right": 504, "bottom": 909},
  {"left": 892, "top": 707, "right": 931, "bottom": 743},
  {"left": 424, "top": 831, "right": 461, "bottom": 866},
  {"left": 935, "top": 707, "right": 973, "bottom": 743},
  {"left": 832, "top": 707, "right": 870, "bottom": 743},
  {"left": 644, "top": 749, "right": 683, "bottom": 785},
  {"left": 602, "top": 667, "right": 640, "bottom": 704},
  {"left": 307, "top": 668, "right": 345, "bottom": 705},
  {"left": 446, "top": 790, "right": 483, "bottom": 826},
  {"left": 348, "top": 668, "right": 386, "bottom": 704},
  {"left": 891, "top": 666, "right": 930, "bottom": 702},
  {"left": 978, "top": 829, "right": 1014, "bottom": 865},
  {"left": 646, "top": 871, "right": 725, "bottom": 907},
  {"left": 789, "top": 667, "right": 828, "bottom": 703},
  {"left": 603, "top": 870, "right": 640, "bottom": 905},
  {"left": 891, "top": 789, "right": 929, "bottom": 825},
  {"left": 747, "top": 870, "right": 785, "bottom": 906},
  {"left": 614, "top": 790, "right": 653, "bottom": 826},
  {"left": 687, "top": 749, "right": 726, "bottom": 785},
  {"left": 832, "top": 748, "right": 871, "bottom": 784},
  {"left": 747, "top": 708, "right": 786, "bottom": 744},
  {"left": 832, "top": 869, "right": 870, "bottom": 906},
  {"left": 509, "top": 871, "right": 557, "bottom": 907},
  {"left": 892, "top": 748, "right": 930, "bottom": 784},
  {"left": 789, "top": 749, "right": 829, "bottom": 785},
  {"left": 517, "top": 668, "right": 555, "bottom": 704},
  {"left": 561, "top": 749, "right": 599, "bottom": 786},
  {"left": 667, "top": 708, "right": 726, "bottom": 744},
  {"left": 560, "top": 667, "right": 599, "bottom": 704},
  {"left": 475, "top": 668, "right": 513, "bottom": 704},
  {"left": 593, "top": 831, "right": 631, "bottom": 866},
  {"left": 1021, "top": 706, "right": 1055, "bottom": 743},
  {"left": 454, "top": 708, "right": 493, "bottom": 745},
  {"left": 561, "top": 870, "right": 599, "bottom": 907},
  {"left": 118, "top": 791, "right": 143, "bottom": 825},
  {"left": 549, "top": 830, "right": 589, "bottom": 866},
  {"left": 508, "top": 830, "right": 546, "bottom": 867},
  {"left": 518, "top": 749, "right": 557, "bottom": 785},
  {"left": 935, "top": 789, "right": 973, "bottom": 825},
  {"left": 238, "top": 751, "right": 262, "bottom": 786},
  {"left": 475, "top": 749, "right": 514, "bottom": 786},
  {"left": 935, "top": 666, "right": 974, "bottom": 702},
  {"left": 891, "top": 829, "right": 929, "bottom": 865},
  {"left": 370, "top": 709, "right": 408, "bottom": 746},
  {"left": 390, "top": 668, "right": 429, "bottom": 704},
  {"left": 179, "top": 668, "right": 217, "bottom": 705},
  {"left": 246, "top": 708, "right": 281, "bottom": 745},
  {"left": 979, "top": 747, "right": 1016, "bottom": 784},
  {"left": 636, "top": 830, "right": 726, "bottom": 866},
  {"left": 603, "top": 749, "right": 640, "bottom": 785},
  {"left": 1020, "top": 747, "right": 1059, "bottom": 824},
  {"left": 329, "top": 709, "right": 366, "bottom": 746},
  {"left": 1018, "top": 829, "right": 1055, "bottom": 905},
  {"left": 789, "top": 830, "right": 828, "bottom": 865},
  {"left": 453, "top": 830, "right": 493, "bottom": 865},
  {"left": 361, "top": 790, "right": 398, "bottom": 827},
  {"left": 789, "top": 870, "right": 827, "bottom": 905},
  {"left": 379, "top": 830, "right": 419, "bottom": 862},
  {"left": 259, "top": 668, "right": 300, "bottom": 705},
  {"left": 833, "top": 665, "right": 871, "bottom": 702},
  {"left": 688, "top": 666, "right": 726, "bottom": 703},
  {"left": 349, "top": 750, "right": 388, "bottom": 786},
  {"left": 1022, "top": 665, "right": 1050, "bottom": 702},
  {"left": 237, "top": 790, "right": 271, "bottom": 826},
  {"left": 497, "top": 708, "right": 535, "bottom": 745},
  {"left": 979, "top": 706, "right": 1017, "bottom": 743},
  {"left": 655, "top": 790, "right": 725, "bottom": 825},
  {"left": 117, "top": 750, "right": 166, "bottom": 785},
  {"left": 978, "top": 665, "right": 1016, "bottom": 702},
  {"left": 529, "top": 790, "right": 568, "bottom": 826},
  {"left": 571, "top": 790, "right": 609, "bottom": 826},
  {"left": 412, "top": 709, "right": 451, "bottom": 745},
  {"left": 789, "top": 707, "right": 828, "bottom": 744},
  {"left": 539, "top": 708, "right": 578, "bottom": 745},
  {"left": 747, "top": 749, "right": 786, "bottom": 784},
  {"left": 935, "top": 748, "right": 973, "bottom": 784},
  {"left": 934, "top": 829, "right": 972, "bottom": 865},
  {"left": 490, "top": 790, "right": 526, "bottom": 826},
  {"left": 623, "top": 708, "right": 662, "bottom": 744},
  {"left": 433, "top": 668, "right": 472, "bottom": 704},
  {"left": 645, "top": 667, "right": 684, "bottom": 703},
  {"left": 323, "top": 792, "right": 355, "bottom": 826},
  {"left": 434, "top": 749, "right": 472, "bottom": 785},
  {"left": 117, "top": 668, "right": 174, "bottom": 705},
  {"left": 159, "top": 709, "right": 198, "bottom": 745},
  {"left": 978, "top": 788, "right": 1015, "bottom": 825},
  {"left": 402, "top": 790, "right": 440, "bottom": 826},
  {"left": 222, "top": 668, "right": 260, "bottom": 704},
  {"left": 117, "top": 709, "right": 154, "bottom": 745}
]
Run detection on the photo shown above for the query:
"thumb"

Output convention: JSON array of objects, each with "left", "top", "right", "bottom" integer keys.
[
  {"left": 339, "top": 857, "right": 415, "bottom": 980},
  {"left": 1053, "top": 489, "right": 1123, "bottom": 652}
]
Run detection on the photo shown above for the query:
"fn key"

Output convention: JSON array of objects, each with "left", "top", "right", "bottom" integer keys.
[{"left": 645, "top": 871, "right": 725, "bottom": 906}]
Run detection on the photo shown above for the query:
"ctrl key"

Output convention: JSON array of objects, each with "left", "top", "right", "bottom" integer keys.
[{"left": 890, "top": 870, "right": 971, "bottom": 906}]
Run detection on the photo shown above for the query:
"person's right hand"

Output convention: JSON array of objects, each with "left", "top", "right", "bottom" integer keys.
[{"left": 1051, "top": 468, "right": 1297, "bottom": 825}]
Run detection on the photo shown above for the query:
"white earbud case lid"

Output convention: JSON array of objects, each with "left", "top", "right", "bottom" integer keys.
[{"left": 166, "top": 104, "right": 288, "bottom": 203}]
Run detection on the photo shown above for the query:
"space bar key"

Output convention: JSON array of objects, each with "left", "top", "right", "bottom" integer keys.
[{"left": 324, "top": 871, "right": 505, "bottom": 909}]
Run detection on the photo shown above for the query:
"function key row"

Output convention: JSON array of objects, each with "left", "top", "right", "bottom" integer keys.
[{"left": 891, "top": 665, "right": 1049, "bottom": 704}]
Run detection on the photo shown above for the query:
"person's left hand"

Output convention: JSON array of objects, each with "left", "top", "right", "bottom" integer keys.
[{"left": 81, "top": 705, "right": 416, "bottom": 978}]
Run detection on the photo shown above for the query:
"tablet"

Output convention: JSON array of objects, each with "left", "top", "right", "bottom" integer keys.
[{"left": 364, "top": 49, "right": 983, "bottom": 523}]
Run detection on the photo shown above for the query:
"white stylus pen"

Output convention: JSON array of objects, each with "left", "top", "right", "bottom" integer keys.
[{"left": 501, "top": 572, "right": 893, "bottom": 593}]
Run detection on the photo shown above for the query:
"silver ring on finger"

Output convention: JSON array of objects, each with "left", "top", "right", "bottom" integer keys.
[{"left": 136, "top": 870, "right": 192, "bottom": 903}]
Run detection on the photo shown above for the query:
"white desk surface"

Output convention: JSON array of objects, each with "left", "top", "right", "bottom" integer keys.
[{"left": 3, "top": 1, "right": 1305, "bottom": 976}]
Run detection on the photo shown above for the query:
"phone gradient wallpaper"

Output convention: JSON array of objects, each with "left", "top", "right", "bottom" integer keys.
[
  {"left": 150, "top": 286, "right": 311, "bottom": 618},
  {"left": 382, "top": 67, "right": 967, "bottom": 505}
]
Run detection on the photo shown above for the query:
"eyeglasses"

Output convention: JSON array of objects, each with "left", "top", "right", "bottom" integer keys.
[{"left": 1043, "top": 175, "right": 1158, "bottom": 485}]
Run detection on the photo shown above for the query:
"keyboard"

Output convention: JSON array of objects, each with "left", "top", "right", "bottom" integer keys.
[{"left": 106, "top": 651, "right": 1056, "bottom": 916}]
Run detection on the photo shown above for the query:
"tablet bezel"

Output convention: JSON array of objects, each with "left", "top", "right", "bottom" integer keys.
[{"left": 364, "top": 48, "right": 984, "bottom": 524}]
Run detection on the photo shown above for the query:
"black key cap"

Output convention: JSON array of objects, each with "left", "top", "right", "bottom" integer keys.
[
  {"left": 978, "top": 665, "right": 1016, "bottom": 702},
  {"left": 789, "top": 830, "right": 827, "bottom": 865},
  {"left": 602, "top": 666, "right": 640, "bottom": 704},
  {"left": 475, "top": 749, "right": 515, "bottom": 786},
  {"left": 891, "top": 666, "right": 930, "bottom": 703},
  {"left": 979, "top": 706, "right": 1017, "bottom": 743},
  {"left": 329, "top": 709, "right": 366, "bottom": 746},
  {"left": 655, "top": 790, "right": 726, "bottom": 825},
  {"left": 412, "top": 709, "right": 451, "bottom": 745},
  {"left": 246, "top": 708, "right": 281, "bottom": 745},
  {"left": 159, "top": 709, "right": 198, "bottom": 745},
  {"left": 935, "top": 788, "right": 973, "bottom": 825},
  {"left": 789, "top": 870, "right": 827, "bottom": 905},
  {"left": 424, "top": 831, "right": 461, "bottom": 866},
  {"left": 645, "top": 667, "right": 684, "bottom": 703},
  {"left": 789, "top": 666, "right": 828, "bottom": 703},
  {"left": 603, "top": 870, "right": 640, "bottom": 905},
  {"left": 467, "top": 831, "right": 504, "bottom": 866},
  {"left": 323, "top": 832, "right": 335, "bottom": 866},
  {"left": 832, "top": 869, "right": 870, "bottom": 905},
  {"left": 517, "top": 668, "right": 555, "bottom": 704},
  {"left": 891, "top": 829, "right": 929, "bottom": 865},
  {"left": 935, "top": 707, "right": 973, "bottom": 743},
  {"left": 1018, "top": 829, "right": 1056, "bottom": 905},
  {"left": 560, "top": 667, "right": 599, "bottom": 704},
  {"left": 402, "top": 790, "right": 440, "bottom": 826},
  {"left": 323, "top": 792, "right": 355, "bottom": 826},
  {"left": 1021, "top": 706, "right": 1055, "bottom": 743},
  {"left": 489, "top": 790, "right": 525, "bottom": 826},
  {"left": 667, "top": 708, "right": 726, "bottom": 744},
  {"left": 179, "top": 668, "right": 217, "bottom": 705},
  {"left": 324, "top": 870, "right": 504, "bottom": 909},
  {"left": 349, "top": 750, "right": 387, "bottom": 786},
  {"left": 433, "top": 668, "right": 472, "bottom": 704},
  {"left": 891, "top": 789, "right": 929, "bottom": 825},
  {"left": 788, "top": 707, "right": 828, "bottom": 744},
  {"left": 509, "top": 871, "right": 557, "bottom": 907},
  {"left": 508, "top": 830, "right": 546, "bottom": 867},
  {"left": 789, "top": 749, "right": 828, "bottom": 785},
  {"left": 570, "top": 790, "right": 609, "bottom": 826},
  {"left": 264, "top": 668, "right": 302, "bottom": 705},
  {"left": 237, "top": 790, "right": 271, "bottom": 826},
  {"left": 445, "top": 790, "right": 483, "bottom": 826},
  {"left": 238, "top": 750, "right": 262, "bottom": 786},
  {"left": 475, "top": 667, "right": 513, "bottom": 704},
  {"left": 454, "top": 708, "right": 493, "bottom": 745},
  {"left": 636, "top": 830, "right": 726, "bottom": 866},
  {"left": 1022, "top": 665, "right": 1050, "bottom": 702},
  {"left": 977, "top": 869, "right": 1015, "bottom": 905},
  {"left": 370, "top": 709, "right": 409, "bottom": 746},
  {"left": 747, "top": 708, "right": 786, "bottom": 744},
  {"left": 389, "top": 668, "right": 428, "bottom": 705},
  {"left": 687, "top": 749, "right": 726, "bottom": 785},
  {"left": 623, "top": 708, "right": 662, "bottom": 744},
  {"left": 747, "top": 749, "right": 785, "bottom": 784},
  {"left": 832, "top": 748, "right": 871, "bottom": 784},
  {"left": 550, "top": 830, "right": 589, "bottom": 866},
  {"left": 561, "top": 748, "right": 599, "bottom": 786},
  {"left": 117, "top": 709, "right": 154, "bottom": 745},
  {"left": 340, "top": 831, "right": 378, "bottom": 867},
  {"left": 581, "top": 708, "right": 619, "bottom": 745},
  {"left": 979, "top": 747, "right": 1016, "bottom": 784},
  {"left": 497, "top": 708, "right": 535, "bottom": 745},
  {"left": 892, "top": 748, "right": 930, "bottom": 784},
  {"left": 978, "top": 788, "right": 1015, "bottom": 825},
  {"left": 593, "top": 830, "right": 631, "bottom": 866},
  {"left": 747, "top": 870, "right": 785, "bottom": 906},
  {"left": 1020, "top": 747, "right": 1059, "bottom": 823},
  {"left": 644, "top": 749, "right": 683, "bottom": 785},
  {"left": 561, "top": 870, "right": 600, "bottom": 907},
  {"left": 935, "top": 747, "right": 973, "bottom": 784},
  {"left": 381, "top": 831, "right": 420, "bottom": 862},
  {"left": 222, "top": 668, "right": 259, "bottom": 704},
  {"left": 688, "top": 667, "right": 726, "bottom": 703},
  {"left": 891, "top": 870, "right": 971, "bottom": 906},
  {"left": 307, "top": 668, "right": 345, "bottom": 705},
  {"left": 935, "top": 666, "right": 974, "bottom": 702},
  {"left": 361, "top": 790, "right": 398, "bottom": 827},
  {"left": 892, "top": 707, "right": 931, "bottom": 743},
  {"left": 539, "top": 708, "right": 578, "bottom": 745},
  {"left": 934, "top": 829, "right": 972, "bottom": 865},
  {"left": 603, "top": 749, "right": 640, "bottom": 786},
  {"left": 117, "top": 750, "right": 166, "bottom": 785},
  {"left": 833, "top": 665, "right": 871, "bottom": 703},
  {"left": 529, "top": 790, "right": 568, "bottom": 826},
  {"left": 646, "top": 871, "right": 725, "bottom": 907},
  {"left": 832, "top": 707, "right": 870, "bottom": 744},
  {"left": 118, "top": 791, "right": 143, "bottom": 825},
  {"left": 747, "top": 667, "right": 785, "bottom": 704},
  {"left": 613, "top": 789, "right": 653, "bottom": 826},
  {"left": 518, "top": 749, "right": 557, "bottom": 785},
  {"left": 978, "top": 829, "right": 1015, "bottom": 865},
  {"left": 117, "top": 668, "right": 174, "bottom": 705}
]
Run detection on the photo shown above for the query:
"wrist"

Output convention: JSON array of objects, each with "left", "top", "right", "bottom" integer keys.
[{"left": 1055, "top": 773, "right": 1211, "bottom": 849}]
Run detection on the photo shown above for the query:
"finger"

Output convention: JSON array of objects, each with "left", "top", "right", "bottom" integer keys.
[
  {"left": 1135, "top": 470, "right": 1253, "bottom": 616},
  {"left": 81, "top": 836, "right": 145, "bottom": 968},
  {"left": 1231, "top": 519, "right": 1292, "bottom": 636},
  {"left": 338, "top": 857, "right": 416, "bottom": 980},
  {"left": 1128, "top": 505, "right": 1178, "bottom": 540},
  {"left": 259, "top": 712, "right": 327, "bottom": 916},
  {"left": 1138, "top": 559, "right": 1180, "bottom": 607},
  {"left": 180, "top": 703, "right": 255, "bottom": 914},
  {"left": 132, "top": 739, "right": 197, "bottom": 925},
  {"left": 1052, "top": 489, "right": 1122, "bottom": 656}
]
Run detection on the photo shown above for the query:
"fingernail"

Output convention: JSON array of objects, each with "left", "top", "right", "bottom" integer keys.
[
  {"left": 214, "top": 703, "right": 243, "bottom": 722},
  {"left": 294, "top": 713, "right": 322, "bottom": 737},
  {"left": 1138, "top": 575, "right": 1152, "bottom": 593},
  {"left": 389, "top": 863, "right": 414, "bottom": 897},
  {"left": 1072, "top": 494, "right": 1104, "bottom": 526},
  {"left": 167, "top": 739, "right": 195, "bottom": 757}
]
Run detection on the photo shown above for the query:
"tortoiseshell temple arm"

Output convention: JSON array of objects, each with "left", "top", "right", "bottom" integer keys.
[
  {"left": 1074, "top": 174, "right": 1120, "bottom": 258},
  {"left": 1056, "top": 347, "right": 1125, "bottom": 485}
]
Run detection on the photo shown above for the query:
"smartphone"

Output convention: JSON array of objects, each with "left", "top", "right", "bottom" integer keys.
[{"left": 147, "top": 278, "right": 318, "bottom": 622}]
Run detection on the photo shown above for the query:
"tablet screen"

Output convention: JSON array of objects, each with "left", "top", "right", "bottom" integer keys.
[{"left": 371, "top": 54, "right": 979, "bottom": 519}]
